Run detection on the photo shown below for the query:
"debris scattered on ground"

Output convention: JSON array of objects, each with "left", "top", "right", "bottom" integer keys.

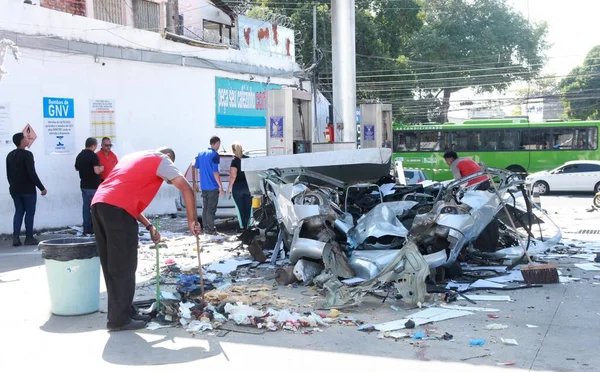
[
  {"left": 501, "top": 338, "right": 519, "bottom": 346},
  {"left": 469, "top": 339, "right": 486, "bottom": 346},
  {"left": 486, "top": 323, "right": 509, "bottom": 330},
  {"left": 375, "top": 308, "right": 473, "bottom": 332}
]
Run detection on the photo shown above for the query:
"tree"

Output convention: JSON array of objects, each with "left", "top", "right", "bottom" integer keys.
[
  {"left": 559, "top": 46, "right": 600, "bottom": 120},
  {"left": 408, "top": 0, "right": 549, "bottom": 122}
]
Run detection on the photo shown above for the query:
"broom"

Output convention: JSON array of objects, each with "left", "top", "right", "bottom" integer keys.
[
  {"left": 192, "top": 165, "right": 205, "bottom": 300},
  {"left": 154, "top": 217, "right": 162, "bottom": 312},
  {"left": 486, "top": 171, "right": 559, "bottom": 284}
]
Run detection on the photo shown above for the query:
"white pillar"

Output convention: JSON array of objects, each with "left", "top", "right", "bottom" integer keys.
[{"left": 331, "top": 0, "right": 357, "bottom": 143}]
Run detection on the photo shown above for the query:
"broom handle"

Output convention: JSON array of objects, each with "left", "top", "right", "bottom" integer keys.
[
  {"left": 154, "top": 218, "right": 161, "bottom": 312},
  {"left": 192, "top": 165, "right": 205, "bottom": 300},
  {"left": 486, "top": 171, "right": 534, "bottom": 265}
]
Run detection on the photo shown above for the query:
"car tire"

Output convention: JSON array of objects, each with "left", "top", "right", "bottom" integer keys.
[
  {"left": 533, "top": 181, "right": 550, "bottom": 195},
  {"left": 595, "top": 182, "right": 600, "bottom": 194},
  {"left": 594, "top": 195, "right": 600, "bottom": 209}
]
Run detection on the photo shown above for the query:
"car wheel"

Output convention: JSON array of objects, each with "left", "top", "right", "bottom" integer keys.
[
  {"left": 533, "top": 181, "right": 550, "bottom": 195},
  {"left": 595, "top": 182, "right": 600, "bottom": 194},
  {"left": 594, "top": 195, "right": 600, "bottom": 209}
]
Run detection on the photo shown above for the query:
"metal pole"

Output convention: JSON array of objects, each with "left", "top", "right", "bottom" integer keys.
[
  {"left": 312, "top": 5, "right": 319, "bottom": 143},
  {"left": 331, "top": 0, "right": 357, "bottom": 143}
]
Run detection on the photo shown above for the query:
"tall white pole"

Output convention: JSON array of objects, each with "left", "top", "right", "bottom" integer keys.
[{"left": 331, "top": 0, "right": 357, "bottom": 143}]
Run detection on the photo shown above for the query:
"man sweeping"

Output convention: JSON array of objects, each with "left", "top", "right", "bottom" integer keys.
[{"left": 91, "top": 148, "right": 201, "bottom": 331}]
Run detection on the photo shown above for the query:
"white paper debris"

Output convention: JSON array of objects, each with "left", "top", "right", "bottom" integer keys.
[
  {"left": 375, "top": 307, "right": 473, "bottom": 332},
  {"left": 379, "top": 331, "right": 410, "bottom": 340},
  {"left": 459, "top": 295, "right": 512, "bottom": 302},
  {"left": 185, "top": 320, "right": 213, "bottom": 333},
  {"left": 146, "top": 322, "right": 172, "bottom": 331},
  {"left": 160, "top": 291, "right": 179, "bottom": 301},
  {"left": 487, "top": 270, "right": 524, "bottom": 283},
  {"left": 486, "top": 323, "right": 509, "bottom": 330},
  {"left": 574, "top": 263, "right": 600, "bottom": 271},
  {"left": 526, "top": 324, "right": 538, "bottom": 328},
  {"left": 440, "top": 304, "right": 500, "bottom": 312},
  {"left": 501, "top": 338, "right": 519, "bottom": 346},
  {"left": 445, "top": 281, "right": 470, "bottom": 292},
  {"left": 206, "top": 259, "right": 253, "bottom": 274},
  {"left": 469, "top": 279, "right": 507, "bottom": 289}
]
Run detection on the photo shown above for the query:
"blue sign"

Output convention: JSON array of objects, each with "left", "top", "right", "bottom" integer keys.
[
  {"left": 43, "top": 97, "right": 74, "bottom": 118},
  {"left": 269, "top": 116, "right": 284, "bottom": 138},
  {"left": 215, "top": 77, "right": 280, "bottom": 128},
  {"left": 363, "top": 124, "right": 375, "bottom": 141}
]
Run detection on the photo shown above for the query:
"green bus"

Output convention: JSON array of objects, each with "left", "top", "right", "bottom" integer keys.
[{"left": 392, "top": 119, "right": 600, "bottom": 181}]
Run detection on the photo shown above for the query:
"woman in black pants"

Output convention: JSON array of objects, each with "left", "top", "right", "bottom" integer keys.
[{"left": 228, "top": 142, "right": 252, "bottom": 232}]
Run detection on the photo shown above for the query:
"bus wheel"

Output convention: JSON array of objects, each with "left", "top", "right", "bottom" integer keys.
[
  {"left": 534, "top": 181, "right": 550, "bottom": 195},
  {"left": 507, "top": 165, "right": 527, "bottom": 180}
]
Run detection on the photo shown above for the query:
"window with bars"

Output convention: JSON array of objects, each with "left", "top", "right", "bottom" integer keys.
[
  {"left": 94, "top": 0, "right": 124, "bottom": 25},
  {"left": 133, "top": 0, "right": 160, "bottom": 32}
]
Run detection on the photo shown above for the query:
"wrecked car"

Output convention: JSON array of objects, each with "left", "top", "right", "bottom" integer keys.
[{"left": 242, "top": 149, "right": 560, "bottom": 308}]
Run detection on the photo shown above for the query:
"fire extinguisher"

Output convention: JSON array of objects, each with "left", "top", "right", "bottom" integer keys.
[{"left": 325, "top": 122, "right": 335, "bottom": 143}]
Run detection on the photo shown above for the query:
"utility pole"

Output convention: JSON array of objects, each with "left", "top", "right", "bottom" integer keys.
[{"left": 312, "top": 5, "right": 319, "bottom": 142}]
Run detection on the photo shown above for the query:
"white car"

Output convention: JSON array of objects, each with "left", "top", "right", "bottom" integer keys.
[
  {"left": 403, "top": 169, "right": 429, "bottom": 185},
  {"left": 525, "top": 160, "right": 600, "bottom": 195},
  {"left": 175, "top": 150, "right": 265, "bottom": 225}
]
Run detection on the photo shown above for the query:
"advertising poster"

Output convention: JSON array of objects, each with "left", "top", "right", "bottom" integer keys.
[
  {"left": 269, "top": 116, "right": 285, "bottom": 155},
  {"left": 0, "top": 103, "right": 12, "bottom": 145},
  {"left": 215, "top": 77, "right": 280, "bottom": 128},
  {"left": 363, "top": 124, "right": 375, "bottom": 141}
]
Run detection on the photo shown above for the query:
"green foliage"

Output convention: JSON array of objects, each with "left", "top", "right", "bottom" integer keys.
[{"left": 559, "top": 46, "right": 600, "bottom": 120}]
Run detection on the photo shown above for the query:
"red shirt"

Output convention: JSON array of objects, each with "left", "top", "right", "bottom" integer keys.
[
  {"left": 454, "top": 158, "right": 488, "bottom": 186},
  {"left": 96, "top": 150, "right": 118, "bottom": 180},
  {"left": 92, "top": 152, "right": 164, "bottom": 218}
]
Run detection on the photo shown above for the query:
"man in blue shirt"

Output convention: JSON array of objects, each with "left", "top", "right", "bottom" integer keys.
[{"left": 194, "top": 136, "right": 223, "bottom": 234}]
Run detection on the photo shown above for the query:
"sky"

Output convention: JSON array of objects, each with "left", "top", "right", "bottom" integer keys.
[{"left": 509, "top": 0, "right": 599, "bottom": 76}]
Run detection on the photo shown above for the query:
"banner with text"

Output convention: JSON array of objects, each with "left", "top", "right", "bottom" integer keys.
[
  {"left": 43, "top": 97, "right": 75, "bottom": 155},
  {"left": 215, "top": 77, "right": 280, "bottom": 128}
]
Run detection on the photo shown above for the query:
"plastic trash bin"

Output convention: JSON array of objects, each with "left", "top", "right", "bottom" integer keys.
[{"left": 40, "top": 238, "right": 100, "bottom": 316}]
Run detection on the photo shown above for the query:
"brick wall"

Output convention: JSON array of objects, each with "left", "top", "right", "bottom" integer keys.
[{"left": 40, "top": 0, "right": 86, "bottom": 16}]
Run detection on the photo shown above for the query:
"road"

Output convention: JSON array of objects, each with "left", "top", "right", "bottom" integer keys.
[{"left": 0, "top": 194, "right": 599, "bottom": 372}]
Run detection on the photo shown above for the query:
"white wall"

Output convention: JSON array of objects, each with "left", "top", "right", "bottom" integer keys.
[{"left": 0, "top": 48, "right": 295, "bottom": 233}]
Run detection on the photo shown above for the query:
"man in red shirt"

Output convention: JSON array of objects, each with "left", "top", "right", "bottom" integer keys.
[
  {"left": 443, "top": 151, "right": 490, "bottom": 190},
  {"left": 91, "top": 147, "right": 201, "bottom": 331},
  {"left": 96, "top": 137, "right": 118, "bottom": 182}
]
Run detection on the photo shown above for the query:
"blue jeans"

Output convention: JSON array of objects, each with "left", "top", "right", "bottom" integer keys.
[
  {"left": 81, "top": 188, "right": 97, "bottom": 234},
  {"left": 12, "top": 193, "right": 37, "bottom": 238}
]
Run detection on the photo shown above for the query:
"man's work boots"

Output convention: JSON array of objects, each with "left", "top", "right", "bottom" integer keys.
[
  {"left": 107, "top": 318, "right": 147, "bottom": 332},
  {"left": 595, "top": 253, "right": 600, "bottom": 263},
  {"left": 23, "top": 236, "right": 39, "bottom": 246},
  {"left": 12, "top": 236, "right": 21, "bottom": 247}
]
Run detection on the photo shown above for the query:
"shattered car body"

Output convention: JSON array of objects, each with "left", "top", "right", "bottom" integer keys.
[{"left": 245, "top": 150, "right": 560, "bottom": 307}]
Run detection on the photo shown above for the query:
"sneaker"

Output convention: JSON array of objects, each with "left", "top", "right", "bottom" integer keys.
[
  {"left": 23, "top": 236, "right": 39, "bottom": 246},
  {"left": 107, "top": 318, "right": 147, "bottom": 332},
  {"left": 595, "top": 253, "right": 600, "bottom": 263},
  {"left": 12, "top": 237, "right": 22, "bottom": 247}
]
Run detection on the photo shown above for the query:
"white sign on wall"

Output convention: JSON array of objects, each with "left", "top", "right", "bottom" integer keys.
[
  {"left": 90, "top": 99, "right": 116, "bottom": 143},
  {"left": 0, "top": 103, "right": 12, "bottom": 145},
  {"left": 43, "top": 97, "right": 75, "bottom": 155}
]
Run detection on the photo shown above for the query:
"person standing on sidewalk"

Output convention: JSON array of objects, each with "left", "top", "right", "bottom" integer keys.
[
  {"left": 6, "top": 132, "right": 47, "bottom": 246},
  {"left": 96, "top": 137, "right": 118, "bottom": 182},
  {"left": 91, "top": 148, "right": 201, "bottom": 331},
  {"left": 227, "top": 142, "right": 252, "bottom": 232},
  {"left": 75, "top": 137, "right": 103, "bottom": 235},
  {"left": 194, "top": 136, "right": 224, "bottom": 235}
]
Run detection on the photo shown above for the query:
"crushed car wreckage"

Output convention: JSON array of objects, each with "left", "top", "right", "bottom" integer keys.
[{"left": 242, "top": 149, "right": 561, "bottom": 309}]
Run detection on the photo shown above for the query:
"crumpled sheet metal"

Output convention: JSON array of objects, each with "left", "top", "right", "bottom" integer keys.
[
  {"left": 348, "top": 201, "right": 418, "bottom": 249},
  {"left": 317, "top": 240, "right": 430, "bottom": 309},
  {"left": 349, "top": 249, "right": 446, "bottom": 279}
]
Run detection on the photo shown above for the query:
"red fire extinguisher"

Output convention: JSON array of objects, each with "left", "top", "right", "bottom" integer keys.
[{"left": 325, "top": 122, "right": 335, "bottom": 143}]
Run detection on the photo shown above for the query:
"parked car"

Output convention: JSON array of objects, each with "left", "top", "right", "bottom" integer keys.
[
  {"left": 174, "top": 150, "right": 265, "bottom": 225},
  {"left": 525, "top": 160, "right": 600, "bottom": 195},
  {"left": 403, "top": 169, "right": 429, "bottom": 185}
]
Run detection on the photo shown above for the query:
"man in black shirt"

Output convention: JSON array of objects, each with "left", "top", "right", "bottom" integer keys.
[
  {"left": 6, "top": 132, "right": 47, "bottom": 246},
  {"left": 75, "top": 137, "right": 103, "bottom": 235}
]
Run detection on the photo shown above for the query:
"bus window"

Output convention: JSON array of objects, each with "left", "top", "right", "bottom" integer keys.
[
  {"left": 552, "top": 128, "right": 575, "bottom": 149},
  {"left": 481, "top": 130, "right": 501, "bottom": 150},
  {"left": 522, "top": 129, "right": 550, "bottom": 150},
  {"left": 394, "top": 131, "right": 418, "bottom": 152},
  {"left": 450, "top": 130, "right": 481, "bottom": 151},
  {"left": 588, "top": 127, "right": 598, "bottom": 150},
  {"left": 418, "top": 131, "right": 445, "bottom": 151}
]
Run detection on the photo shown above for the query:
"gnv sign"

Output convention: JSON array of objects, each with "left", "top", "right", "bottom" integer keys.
[{"left": 43, "top": 97, "right": 75, "bottom": 155}]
